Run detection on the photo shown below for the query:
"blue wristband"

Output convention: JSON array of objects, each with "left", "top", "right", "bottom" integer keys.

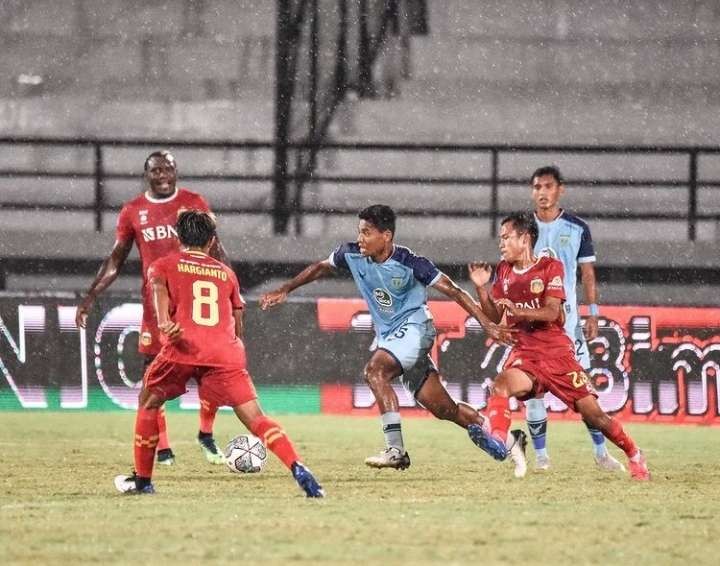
[{"left": 589, "top": 304, "right": 600, "bottom": 317}]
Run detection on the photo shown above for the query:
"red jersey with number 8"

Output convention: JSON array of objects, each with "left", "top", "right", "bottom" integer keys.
[
  {"left": 147, "top": 250, "right": 246, "bottom": 368},
  {"left": 491, "top": 256, "right": 574, "bottom": 358}
]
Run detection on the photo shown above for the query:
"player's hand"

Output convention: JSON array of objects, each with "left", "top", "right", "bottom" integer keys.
[
  {"left": 467, "top": 262, "right": 493, "bottom": 288},
  {"left": 584, "top": 315, "right": 599, "bottom": 341},
  {"left": 483, "top": 322, "right": 516, "bottom": 346},
  {"left": 259, "top": 289, "right": 288, "bottom": 310},
  {"left": 75, "top": 298, "right": 93, "bottom": 329},
  {"left": 158, "top": 320, "right": 183, "bottom": 341},
  {"left": 495, "top": 298, "right": 519, "bottom": 317}
]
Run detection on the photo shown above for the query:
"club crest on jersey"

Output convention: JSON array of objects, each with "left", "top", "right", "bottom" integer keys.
[
  {"left": 538, "top": 247, "right": 557, "bottom": 259},
  {"left": 139, "top": 210, "right": 148, "bottom": 225},
  {"left": 548, "top": 275, "right": 563, "bottom": 289},
  {"left": 559, "top": 235, "right": 571, "bottom": 246},
  {"left": 502, "top": 279, "right": 509, "bottom": 294},
  {"left": 530, "top": 278, "right": 544, "bottom": 294},
  {"left": 391, "top": 276, "right": 404, "bottom": 289},
  {"left": 373, "top": 288, "right": 393, "bottom": 308}
]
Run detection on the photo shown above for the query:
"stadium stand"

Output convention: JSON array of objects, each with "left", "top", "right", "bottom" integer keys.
[{"left": 0, "top": 0, "right": 718, "bottom": 301}]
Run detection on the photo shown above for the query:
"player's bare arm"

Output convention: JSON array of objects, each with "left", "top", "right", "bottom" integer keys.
[
  {"left": 580, "top": 262, "right": 599, "bottom": 340},
  {"left": 496, "top": 295, "right": 563, "bottom": 323},
  {"left": 75, "top": 239, "right": 133, "bottom": 328},
  {"left": 149, "top": 274, "right": 182, "bottom": 341},
  {"left": 432, "top": 274, "right": 514, "bottom": 345},
  {"left": 467, "top": 262, "right": 502, "bottom": 323},
  {"left": 260, "top": 260, "right": 334, "bottom": 310},
  {"left": 233, "top": 308, "right": 244, "bottom": 339}
]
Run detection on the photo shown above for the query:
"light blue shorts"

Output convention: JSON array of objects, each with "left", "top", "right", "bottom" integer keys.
[
  {"left": 372, "top": 319, "right": 438, "bottom": 397},
  {"left": 566, "top": 312, "right": 591, "bottom": 369}
]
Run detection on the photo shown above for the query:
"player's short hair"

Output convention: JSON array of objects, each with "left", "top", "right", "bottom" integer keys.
[
  {"left": 530, "top": 165, "right": 563, "bottom": 185},
  {"left": 144, "top": 150, "right": 176, "bottom": 171},
  {"left": 358, "top": 204, "right": 396, "bottom": 235},
  {"left": 501, "top": 211, "right": 539, "bottom": 248},
  {"left": 176, "top": 210, "right": 216, "bottom": 247}
]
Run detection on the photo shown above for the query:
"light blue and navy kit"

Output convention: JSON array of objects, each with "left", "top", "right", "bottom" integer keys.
[
  {"left": 534, "top": 210, "right": 596, "bottom": 368},
  {"left": 328, "top": 243, "right": 443, "bottom": 395}
]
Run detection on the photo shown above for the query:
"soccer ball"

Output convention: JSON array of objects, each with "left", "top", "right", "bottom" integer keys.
[{"left": 225, "top": 433, "right": 267, "bottom": 473}]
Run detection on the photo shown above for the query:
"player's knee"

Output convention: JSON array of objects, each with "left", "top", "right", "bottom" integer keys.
[
  {"left": 139, "top": 391, "right": 163, "bottom": 410},
  {"left": 363, "top": 362, "right": 387, "bottom": 388}
]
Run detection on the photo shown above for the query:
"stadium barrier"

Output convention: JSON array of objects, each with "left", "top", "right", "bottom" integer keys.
[{"left": 0, "top": 294, "right": 718, "bottom": 425}]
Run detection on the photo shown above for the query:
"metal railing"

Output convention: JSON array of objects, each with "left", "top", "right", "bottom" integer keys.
[{"left": 0, "top": 137, "right": 719, "bottom": 240}]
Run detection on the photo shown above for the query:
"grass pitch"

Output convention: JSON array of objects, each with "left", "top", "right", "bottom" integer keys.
[{"left": 1, "top": 412, "right": 718, "bottom": 565}]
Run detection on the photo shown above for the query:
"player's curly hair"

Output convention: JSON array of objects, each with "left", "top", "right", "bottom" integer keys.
[
  {"left": 359, "top": 204, "right": 396, "bottom": 235},
  {"left": 176, "top": 209, "right": 216, "bottom": 247},
  {"left": 501, "top": 211, "right": 539, "bottom": 247}
]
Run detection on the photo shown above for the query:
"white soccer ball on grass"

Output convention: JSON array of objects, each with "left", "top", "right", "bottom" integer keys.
[{"left": 225, "top": 433, "right": 267, "bottom": 473}]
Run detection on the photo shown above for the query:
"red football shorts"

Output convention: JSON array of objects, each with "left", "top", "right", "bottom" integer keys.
[
  {"left": 504, "top": 351, "right": 597, "bottom": 409},
  {"left": 143, "top": 355, "right": 257, "bottom": 408}
]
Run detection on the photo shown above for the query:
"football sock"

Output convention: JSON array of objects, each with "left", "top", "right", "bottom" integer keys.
[
  {"left": 487, "top": 396, "right": 511, "bottom": 443},
  {"left": 525, "top": 398, "right": 548, "bottom": 458},
  {"left": 381, "top": 411, "right": 404, "bottom": 451},
  {"left": 602, "top": 418, "right": 638, "bottom": 459},
  {"left": 198, "top": 400, "right": 218, "bottom": 435},
  {"left": 134, "top": 407, "right": 160, "bottom": 479},
  {"left": 156, "top": 406, "right": 171, "bottom": 451},
  {"left": 249, "top": 415, "right": 299, "bottom": 470},
  {"left": 584, "top": 420, "right": 608, "bottom": 457}
]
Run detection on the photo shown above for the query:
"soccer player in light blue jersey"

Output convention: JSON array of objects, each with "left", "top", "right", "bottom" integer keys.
[
  {"left": 527, "top": 165, "right": 624, "bottom": 472},
  {"left": 261, "top": 204, "right": 527, "bottom": 474}
]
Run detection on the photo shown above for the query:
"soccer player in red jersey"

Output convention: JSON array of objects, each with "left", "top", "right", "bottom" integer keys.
[
  {"left": 467, "top": 212, "right": 650, "bottom": 480},
  {"left": 113, "top": 210, "right": 324, "bottom": 497},
  {"left": 76, "top": 151, "right": 226, "bottom": 465}
]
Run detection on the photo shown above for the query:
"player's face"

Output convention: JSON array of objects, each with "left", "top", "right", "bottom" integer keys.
[
  {"left": 357, "top": 220, "right": 390, "bottom": 257},
  {"left": 531, "top": 174, "right": 564, "bottom": 211},
  {"left": 498, "top": 222, "right": 530, "bottom": 262},
  {"left": 145, "top": 156, "right": 177, "bottom": 198}
]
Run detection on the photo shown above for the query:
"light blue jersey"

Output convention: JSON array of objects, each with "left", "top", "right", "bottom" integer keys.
[
  {"left": 328, "top": 243, "right": 442, "bottom": 337},
  {"left": 327, "top": 243, "right": 443, "bottom": 395},
  {"left": 534, "top": 210, "right": 596, "bottom": 367}
]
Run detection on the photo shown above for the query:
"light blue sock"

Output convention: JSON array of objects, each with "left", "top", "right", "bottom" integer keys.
[
  {"left": 585, "top": 421, "right": 608, "bottom": 457},
  {"left": 525, "top": 398, "right": 548, "bottom": 459},
  {"left": 381, "top": 412, "right": 404, "bottom": 451}
]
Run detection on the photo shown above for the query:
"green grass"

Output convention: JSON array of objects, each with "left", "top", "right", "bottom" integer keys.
[{"left": 1, "top": 413, "right": 718, "bottom": 565}]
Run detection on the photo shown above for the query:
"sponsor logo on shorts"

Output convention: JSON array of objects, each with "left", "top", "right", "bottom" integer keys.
[
  {"left": 141, "top": 332, "right": 152, "bottom": 346},
  {"left": 530, "top": 278, "right": 545, "bottom": 294},
  {"left": 548, "top": 275, "right": 563, "bottom": 289},
  {"left": 373, "top": 288, "right": 393, "bottom": 308}
]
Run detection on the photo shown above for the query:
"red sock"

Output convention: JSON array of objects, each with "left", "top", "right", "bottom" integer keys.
[
  {"left": 487, "top": 396, "right": 511, "bottom": 443},
  {"left": 134, "top": 407, "right": 160, "bottom": 478},
  {"left": 199, "top": 399, "right": 218, "bottom": 435},
  {"left": 156, "top": 406, "right": 171, "bottom": 451},
  {"left": 249, "top": 415, "right": 300, "bottom": 470},
  {"left": 603, "top": 418, "right": 638, "bottom": 458}
]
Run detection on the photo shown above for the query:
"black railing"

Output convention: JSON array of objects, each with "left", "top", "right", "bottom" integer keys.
[{"left": 0, "top": 137, "right": 718, "bottom": 240}]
